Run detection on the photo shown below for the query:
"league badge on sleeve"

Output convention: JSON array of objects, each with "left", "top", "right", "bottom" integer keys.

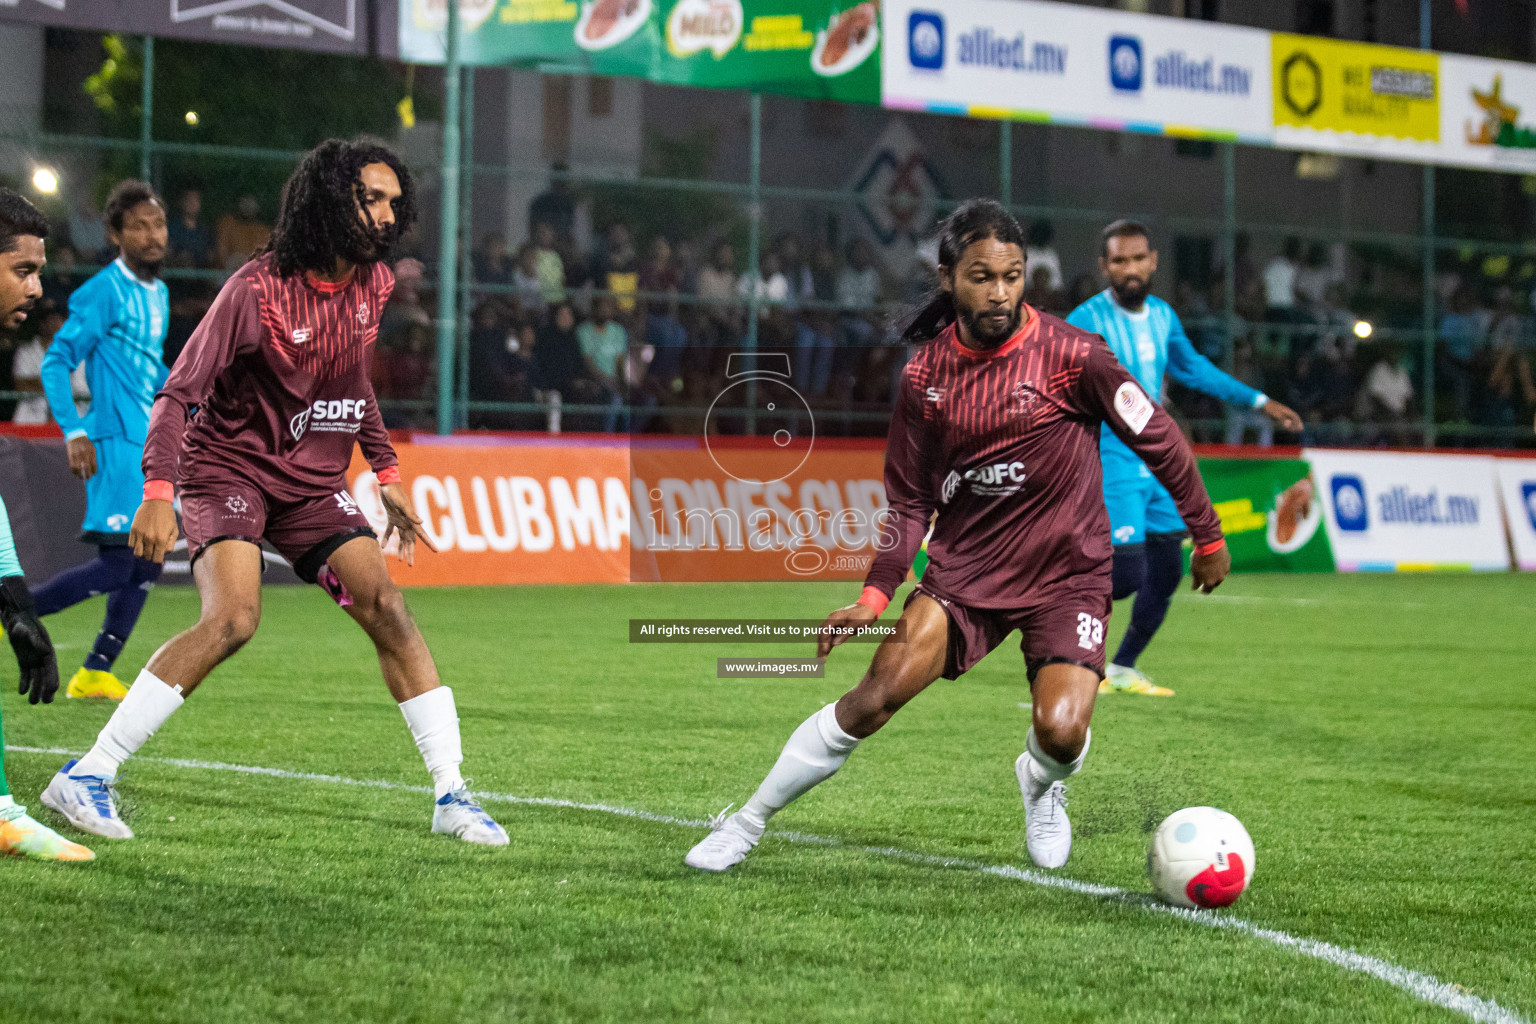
[{"left": 1113, "top": 381, "right": 1154, "bottom": 435}]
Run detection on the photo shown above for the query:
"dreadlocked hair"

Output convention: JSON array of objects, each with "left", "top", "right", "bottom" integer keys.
[
  {"left": 892, "top": 198, "right": 1026, "bottom": 345},
  {"left": 265, "top": 137, "right": 417, "bottom": 277},
  {"left": 0, "top": 187, "right": 49, "bottom": 255}
]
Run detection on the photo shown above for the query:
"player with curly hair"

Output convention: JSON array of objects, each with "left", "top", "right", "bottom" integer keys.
[{"left": 41, "top": 140, "right": 509, "bottom": 847}]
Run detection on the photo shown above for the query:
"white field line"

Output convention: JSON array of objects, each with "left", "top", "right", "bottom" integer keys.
[{"left": 7, "top": 744, "right": 1527, "bottom": 1024}]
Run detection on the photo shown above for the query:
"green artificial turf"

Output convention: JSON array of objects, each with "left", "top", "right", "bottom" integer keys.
[{"left": 2, "top": 573, "right": 1533, "bottom": 1023}]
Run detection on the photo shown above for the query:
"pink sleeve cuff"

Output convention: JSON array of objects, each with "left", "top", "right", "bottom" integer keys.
[
  {"left": 143, "top": 480, "right": 174, "bottom": 502},
  {"left": 1194, "top": 537, "right": 1227, "bottom": 557},
  {"left": 856, "top": 586, "right": 890, "bottom": 616},
  {"left": 376, "top": 466, "right": 401, "bottom": 485}
]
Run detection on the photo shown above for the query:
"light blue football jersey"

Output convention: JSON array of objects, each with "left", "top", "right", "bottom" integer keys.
[{"left": 41, "top": 258, "right": 169, "bottom": 445}]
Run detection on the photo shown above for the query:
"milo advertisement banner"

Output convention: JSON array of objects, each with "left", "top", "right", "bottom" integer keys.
[
  {"left": 399, "top": 0, "right": 881, "bottom": 102},
  {"left": 1196, "top": 458, "right": 1334, "bottom": 572}
]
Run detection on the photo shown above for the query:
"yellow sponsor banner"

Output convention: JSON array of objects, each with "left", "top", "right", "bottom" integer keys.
[{"left": 1272, "top": 34, "right": 1439, "bottom": 142}]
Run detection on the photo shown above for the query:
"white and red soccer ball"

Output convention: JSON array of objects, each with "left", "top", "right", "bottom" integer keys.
[{"left": 1148, "top": 807, "right": 1255, "bottom": 909}]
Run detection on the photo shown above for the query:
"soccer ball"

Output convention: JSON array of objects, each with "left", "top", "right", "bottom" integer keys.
[{"left": 1147, "top": 807, "right": 1255, "bottom": 909}]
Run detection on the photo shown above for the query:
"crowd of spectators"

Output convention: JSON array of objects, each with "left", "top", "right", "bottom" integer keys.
[
  {"left": 422, "top": 197, "right": 908, "bottom": 435},
  {"left": 6, "top": 181, "right": 1534, "bottom": 447}
]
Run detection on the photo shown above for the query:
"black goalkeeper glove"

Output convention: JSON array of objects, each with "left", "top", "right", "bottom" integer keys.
[{"left": 0, "top": 574, "right": 59, "bottom": 705}]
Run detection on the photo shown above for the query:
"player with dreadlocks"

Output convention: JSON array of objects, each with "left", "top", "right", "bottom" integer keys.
[
  {"left": 684, "top": 199, "right": 1230, "bottom": 873},
  {"left": 42, "top": 139, "right": 510, "bottom": 847}
]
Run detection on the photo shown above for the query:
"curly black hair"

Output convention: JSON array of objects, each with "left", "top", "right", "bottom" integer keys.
[
  {"left": 0, "top": 187, "right": 49, "bottom": 255},
  {"left": 103, "top": 179, "right": 162, "bottom": 233},
  {"left": 265, "top": 138, "right": 417, "bottom": 277}
]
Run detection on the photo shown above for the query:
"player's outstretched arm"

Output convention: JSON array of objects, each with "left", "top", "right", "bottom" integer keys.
[
  {"left": 1164, "top": 313, "right": 1302, "bottom": 432},
  {"left": 844, "top": 367, "right": 940, "bottom": 652},
  {"left": 1082, "top": 334, "right": 1228, "bottom": 590},
  {"left": 40, "top": 279, "right": 106, "bottom": 472},
  {"left": 141, "top": 274, "right": 262, "bottom": 509}
]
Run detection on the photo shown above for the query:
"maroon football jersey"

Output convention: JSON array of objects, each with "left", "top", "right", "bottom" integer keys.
[
  {"left": 144, "top": 254, "right": 398, "bottom": 502},
  {"left": 864, "top": 308, "right": 1222, "bottom": 609}
]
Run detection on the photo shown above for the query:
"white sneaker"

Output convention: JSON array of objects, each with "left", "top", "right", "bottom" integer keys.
[
  {"left": 40, "top": 760, "right": 134, "bottom": 840},
  {"left": 432, "top": 787, "right": 509, "bottom": 846},
  {"left": 684, "top": 806, "right": 762, "bottom": 872},
  {"left": 1015, "top": 754, "right": 1071, "bottom": 869}
]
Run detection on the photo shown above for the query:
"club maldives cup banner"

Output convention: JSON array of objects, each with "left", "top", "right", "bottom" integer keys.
[
  {"left": 344, "top": 438, "right": 890, "bottom": 586},
  {"left": 398, "top": 0, "right": 881, "bottom": 101}
]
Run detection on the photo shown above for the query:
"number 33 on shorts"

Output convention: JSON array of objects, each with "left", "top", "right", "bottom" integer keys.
[{"left": 1076, "top": 613, "right": 1104, "bottom": 650}]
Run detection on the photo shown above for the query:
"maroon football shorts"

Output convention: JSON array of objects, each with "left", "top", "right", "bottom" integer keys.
[
  {"left": 180, "top": 476, "right": 376, "bottom": 583},
  {"left": 906, "top": 579, "right": 1112, "bottom": 682}
]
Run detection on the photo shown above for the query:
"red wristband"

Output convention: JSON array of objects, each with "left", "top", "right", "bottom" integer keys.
[
  {"left": 1194, "top": 538, "right": 1227, "bottom": 557},
  {"left": 376, "top": 466, "right": 401, "bottom": 485},
  {"left": 143, "top": 479, "right": 174, "bottom": 502},
  {"left": 856, "top": 586, "right": 890, "bottom": 616}
]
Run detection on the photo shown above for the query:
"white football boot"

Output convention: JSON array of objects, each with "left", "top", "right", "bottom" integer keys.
[
  {"left": 1015, "top": 753, "right": 1072, "bottom": 869},
  {"left": 41, "top": 759, "right": 134, "bottom": 840},
  {"left": 684, "top": 806, "right": 762, "bottom": 872},
  {"left": 432, "top": 786, "right": 509, "bottom": 846}
]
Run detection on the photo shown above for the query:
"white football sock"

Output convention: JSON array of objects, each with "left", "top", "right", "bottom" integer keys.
[
  {"left": 741, "top": 703, "right": 861, "bottom": 832},
  {"left": 74, "top": 669, "right": 185, "bottom": 779},
  {"left": 1024, "top": 726, "right": 1091, "bottom": 789},
  {"left": 399, "top": 686, "right": 466, "bottom": 799}
]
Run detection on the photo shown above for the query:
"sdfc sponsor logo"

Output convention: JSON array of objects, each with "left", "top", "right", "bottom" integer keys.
[
  {"left": 947, "top": 461, "right": 1027, "bottom": 499},
  {"left": 291, "top": 398, "right": 368, "bottom": 440}
]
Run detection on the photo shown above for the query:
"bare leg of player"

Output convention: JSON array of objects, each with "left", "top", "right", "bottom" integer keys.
[
  {"left": 684, "top": 596, "right": 950, "bottom": 871},
  {"left": 1016, "top": 662, "right": 1099, "bottom": 869},
  {"left": 325, "top": 536, "right": 508, "bottom": 846},
  {"left": 325, "top": 536, "right": 438, "bottom": 702},
  {"left": 43, "top": 542, "right": 264, "bottom": 838}
]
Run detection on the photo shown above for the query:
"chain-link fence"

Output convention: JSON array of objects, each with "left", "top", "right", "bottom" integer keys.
[{"left": 3, "top": 33, "right": 1534, "bottom": 449}]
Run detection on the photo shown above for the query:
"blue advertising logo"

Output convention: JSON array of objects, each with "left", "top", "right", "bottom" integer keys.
[
  {"left": 1109, "top": 35, "right": 1142, "bottom": 92},
  {"left": 909, "top": 11, "right": 945, "bottom": 71},
  {"left": 1331, "top": 475, "right": 1369, "bottom": 532},
  {"left": 1522, "top": 482, "right": 1536, "bottom": 531}
]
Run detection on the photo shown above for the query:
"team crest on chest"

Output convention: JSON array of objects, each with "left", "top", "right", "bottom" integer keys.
[
  {"left": 356, "top": 301, "right": 370, "bottom": 326},
  {"left": 1012, "top": 380, "right": 1039, "bottom": 413}
]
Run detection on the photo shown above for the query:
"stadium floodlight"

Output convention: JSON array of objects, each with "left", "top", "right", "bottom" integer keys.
[
  {"left": 31, "top": 166, "right": 59, "bottom": 194},
  {"left": 1353, "top": 320, "right": 1373, "bottom": 339},
  {"left": 185, "top": 111, "right": 200, "bottom": 126}
]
